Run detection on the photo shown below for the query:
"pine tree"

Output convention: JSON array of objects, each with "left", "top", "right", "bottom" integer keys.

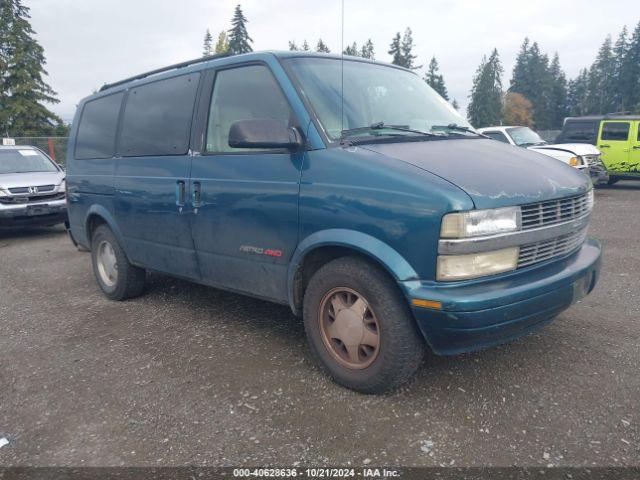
[
  {"left": 0, "top": 0, "right": 61, "bottom": 137},
  {"left": 549, "top": 53, "right": 568, "bottom": 128},
  {"left": 361, "top": 39, "right": 375, "bottom": 59},
  {"left": 316, "top": 39, "right": 330, "bottom": 53},
  {"left": 400, "top": 28, "right": 418, "bottom": 69},
  {"left": 388, "top": 32, "right": 403, "bottom": 66},
  {"left": 567, "top": 68, "right": 589, "bottom": 116},
  {"left": 586, "top": 36, "right": 616, "bottom": 114},
  {"left": 424, "top": 57, "right": 449, "bottom": 100},
  {"left": 203, "top": 29, "right": 213, "bottom": 56},
  {"left": 302, "top": 39, "right": 310, "bottom": 51},
  {"left": 451, "top": 99, "right": 459, "bottom": 110},
  {"left": 288, "top": 40, "right": 298, "bottom": 51},
  {"left": 227, "top": 4, "right": 252, "bottom": 55},
  {"left": 612, "top": 26, "right": 630, "bottom": 110},
  {"left": 623, "top": 21, "right": 640, "bottom": 112},
  {"left": 467, "top": 49, "right": 503, "bottom": 128},
  {"left": 215, "top": 31, "right": 229, "bottom": 54},
  {"left": 343, "top": 42, "right": 359, "bottom": 56}
]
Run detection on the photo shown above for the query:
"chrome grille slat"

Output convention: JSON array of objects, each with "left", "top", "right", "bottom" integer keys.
[
  {"left": 520, "top": 192, "right": 592, "bottom": 230},
  {"left": 517, "top": 229, "right": 588, "bottom": 268}
]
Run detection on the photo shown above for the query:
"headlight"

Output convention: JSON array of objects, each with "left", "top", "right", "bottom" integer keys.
[
  {"left": 0, "top": 187, "right": 8, "bottom": 197},
  {"left": 569, "top": 156, "right": 582, "bottom": 167},
  {"left": 440, "top": 206, "right": 520, "bottom": 238},
  {"left": 58, "top": 179, "right": 66, "bottom": 193},
  {"left": 436, "top": 247, "right": 520, "bottom": 281}
]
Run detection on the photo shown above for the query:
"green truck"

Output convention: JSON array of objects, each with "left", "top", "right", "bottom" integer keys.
[{"left": 556, "top": 115, "right": 640, "bottom": 184}]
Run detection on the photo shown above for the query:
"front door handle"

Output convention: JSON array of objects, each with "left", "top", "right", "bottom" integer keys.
[
  {"left": 176, "top": 180, "right": 186, "bottom": 207},
  {"left": 192, "top": 181, "right": 202, "bottom": 208},
  {"left": 599, "top": 144, "right": 611, "bottom": 148},
  {"left": 633, "top": 146, "right": 640, "bottom": 150}
]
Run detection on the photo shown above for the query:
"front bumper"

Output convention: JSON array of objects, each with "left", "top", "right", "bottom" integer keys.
[
  {"left": 0, "top": 198, "right": 67, "bottom": 226},
  {"left": 403, "top": 238, "right": 602, "bottom": 355},
  {"left": 588, "top": 164, "right": 610, "bottom": 185}
]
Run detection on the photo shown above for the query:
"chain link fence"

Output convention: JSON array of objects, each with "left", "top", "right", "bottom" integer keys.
[{"left": 12, "top": 137, "right": 69, "bottom": 165}]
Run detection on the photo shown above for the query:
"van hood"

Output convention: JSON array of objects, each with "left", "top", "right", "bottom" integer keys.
[
  {"left": 361, "top": 138, "right": 591, "bottom": 209},
  {"left": 0, "top": 171, "right": 64, "bottom": 189}
]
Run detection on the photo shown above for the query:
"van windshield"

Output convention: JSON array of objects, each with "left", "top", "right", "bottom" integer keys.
[
  {"left": 284, "top": 57, "right": 473, "bottom": 142},
  {"left": 0, "top": 149, "right": 58, "bottom": 174}
]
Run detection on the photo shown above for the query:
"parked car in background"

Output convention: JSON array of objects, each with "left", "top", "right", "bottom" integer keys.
[
  {"left": 555, "top": 115, "right": 640, "bottom": 185},
  {"left": 66, "top": 52, "right": 601, "bottom": 393},
  {"left": 478, "top": 126, "right": 609, "bottom": 185},
  {"left": 0, "top": 145, "right": 67, "bottom": 227}
]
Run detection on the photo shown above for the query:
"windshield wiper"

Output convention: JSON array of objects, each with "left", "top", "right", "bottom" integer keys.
[
  {"left": 431, "top": 123, "right": 488, "bottom": 138},
  {"left": 341, "top": 122, "right": 439, "bottom": 139}
]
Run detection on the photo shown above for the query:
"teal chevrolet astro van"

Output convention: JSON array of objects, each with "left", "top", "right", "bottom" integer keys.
[{"left": 66, "top": 52, "right": 601, "bottom": 393}]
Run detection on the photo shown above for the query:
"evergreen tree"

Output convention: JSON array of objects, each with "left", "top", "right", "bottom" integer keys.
[
  {"left": 549, "top": 53, "right": 568, "bottom": 128},
  {"left": 400, "top": 28, "right": 418, "bottom": 69},
  {"left": 288, "top": 40, "right": 299, "bottom": 51},
  {"left": 227, "top": 4, "right": 252, "bottom": 55},
  {"left": 623, "top": 21, "right": 640, "bottom": 112},
  {"left": 586, "top": 35, "right": 616, "bottom": 114},
  {"left": 388, "top": 32, "right": 403, "bottom": 66},
  {"left": 467, "top": 49, "right": 503, "bottom": 128},
  {"left": 316, "top": 39, "right": 330, "bottom": 53},
  {"left": 424, "top": 57, "right": 449, "bottom": 100},
  {"left": 361, "top": 39, "right": 375, "bottom": 59},
  {"left": 203, "top": 29, "right": 213, "bottom": 56},
  {"left": 612, "top": 26, "right": 630, "bottom": 111},
  {"left": 451, "top": 99, "right": 459, "bottom": 110},
  {"left": 302, "top": 39, "right": 310, "bottom": 51},
  {"left": 0, "top": 0, "right": 61, "bottom": 137},
  {"left": 567, "top": 68, "right": 589, "bottom": 116},
  {"left": 215, "top": 31, "right": 229, "bottom": 54},
  {"left": 509, "top": 39, "right": 555, "bottom": 129},
  {"left": 343, "top": 42, "right": 359, "bottom": 56}
]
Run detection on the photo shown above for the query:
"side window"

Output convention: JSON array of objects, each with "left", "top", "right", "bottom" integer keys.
[
  {"left": 119, "top": 73, "right": 200, "bottom": 157},
  {"left": 206, "top": 65, "right": 294, "bottom": 153},
  {"left": 601, "top": 122, "right": 630, "bottom": 141},
  {"left": 561, "top": 122, "right": 597, "bottom": 142},
  {"left": 75, "top": 92, "right": 123, "bottom": 159},
  {"left": 484, "top": 131, "right": 510, "bottom": 144}
]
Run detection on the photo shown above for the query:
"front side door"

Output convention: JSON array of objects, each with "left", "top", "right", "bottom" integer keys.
[
  {"left": 629, "top": 121, "right": 640, "bottom": 175},
  {"left": 114, "top": 73, "right": 201, "bottom": 279},
  {"left": 190, "top": 63, "right": 304, "bottom": 302},
  {"left": 598, "top": 121, "right": 631, "bottom": 174}
]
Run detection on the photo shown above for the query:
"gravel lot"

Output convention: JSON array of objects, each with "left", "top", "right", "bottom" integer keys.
[{"left": 0, "top": 182, "right": 638, "bottom": 467}]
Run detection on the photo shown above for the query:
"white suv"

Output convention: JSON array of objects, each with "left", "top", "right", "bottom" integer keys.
[
  {"left": 0, "top": 145, "right": 67, "bottom": 227},
  {"left": 478, "top": 126, "right": 609, "bottom": 185}
]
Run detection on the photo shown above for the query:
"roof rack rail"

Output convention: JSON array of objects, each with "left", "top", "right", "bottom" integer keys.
[{"left": 99, "top": 52, "right": 233, "bottom": 92}]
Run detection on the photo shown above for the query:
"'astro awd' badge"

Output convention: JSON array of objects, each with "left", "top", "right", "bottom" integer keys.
[{"left": 239, "top": 245, "right": 283, "bottom": 258}]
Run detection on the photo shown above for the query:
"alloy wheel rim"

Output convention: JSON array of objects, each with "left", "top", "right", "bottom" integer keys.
[
  {"left": 318, "top": 287, "right": 380, "bottom": 370},
  {"left": 96, "top": 240, "right": 118, "bottom": 287}
]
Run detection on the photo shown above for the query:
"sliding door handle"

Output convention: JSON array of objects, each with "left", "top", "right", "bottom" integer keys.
[
  {"left": 176, "top": 180, "right": 186, "bottom": 207},
  {"left": 192, "top": 181, "right": 202, "bottom": 208}
]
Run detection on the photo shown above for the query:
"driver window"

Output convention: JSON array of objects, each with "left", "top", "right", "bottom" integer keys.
[{"left": 206, "top": 65, "right": 294, "bottom": 153}]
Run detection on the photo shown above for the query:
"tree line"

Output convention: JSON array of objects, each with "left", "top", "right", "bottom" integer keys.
[{"left": 0, "top": 0, "right": 66, "bottom": 137}]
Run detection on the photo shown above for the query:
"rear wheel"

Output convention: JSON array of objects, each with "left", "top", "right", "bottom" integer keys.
[
  {"left": 303, "top": 256, "right": 424, "bottom": 393},
  {"left": 91, "top": 224, "right": 145, "bottom": 300},
  {"left": 607, "top": 176, "right": 619, "bottom": 185}
]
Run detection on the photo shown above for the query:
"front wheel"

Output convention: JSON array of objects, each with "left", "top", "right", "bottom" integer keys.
[
  {"left": 91, "top": 224, "right": 146, "bottom": 300},
  {"left": 607, "top": 176, "right": 619, "bottom": 185},
  {"left": 303, "top": 256, "right": 424, "bottom": 394}
]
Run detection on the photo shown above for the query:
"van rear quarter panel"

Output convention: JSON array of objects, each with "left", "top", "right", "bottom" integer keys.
[{"left": 298, "top": 146, "right": 473, "bottom": 282}]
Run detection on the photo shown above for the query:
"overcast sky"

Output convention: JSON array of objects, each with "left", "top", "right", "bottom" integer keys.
[{"left": 29, "top": 0, "right": 636, "bottom": 122}]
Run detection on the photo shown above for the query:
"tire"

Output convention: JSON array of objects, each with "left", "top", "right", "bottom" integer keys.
[
  {"left": 303, "top": 256, "right": 424, "bottom": 394},
  {"left": 90, "top": 224, "right": 146, "bottom": 300},
  {"left": 607, "top": 177, "right": 619, "bottom": 185}
]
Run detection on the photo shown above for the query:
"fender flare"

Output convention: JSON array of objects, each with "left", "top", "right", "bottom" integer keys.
[
  {"left": 84, "top": 205, "right": 126, "bottom": 249},
  {"left": 287, "top": 229, "right": 419, "bottom": 313}
]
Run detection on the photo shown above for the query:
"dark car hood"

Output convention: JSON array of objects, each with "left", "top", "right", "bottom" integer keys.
[{"left": 361, "top": 138, "right": 591, "bottom": 209}]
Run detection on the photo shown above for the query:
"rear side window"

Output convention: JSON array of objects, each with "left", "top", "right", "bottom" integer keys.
[
  {"left": 483, "top": 131, "right": 510, "bottom": 143},
  {"left": 559, "top": 121, "right": 597, "bottom": 143},
  {"left": 119, "top": 73, "right": 200, "bottom": 157},
  {"left": 75, "top": 92, "right": 123, "bottom": 160},
  {"left": 601, "top": 122, "right": 630, "bottom": 141}
]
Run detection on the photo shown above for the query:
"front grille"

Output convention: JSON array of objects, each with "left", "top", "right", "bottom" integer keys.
[
  {"left": 520, "top": 191, "right": 593, "bottom": 230},
  {"left": 8, "top": 184, "right": 55, "bottom": 194},
  {"left": 518, "top": 228, "right": 588, "bottom": 268},
  {"left": 0, "top": 192, "right": 65, "bottom": 204},
  {"left": 582, "top": 154, "right": 601, "bottom": 167}
]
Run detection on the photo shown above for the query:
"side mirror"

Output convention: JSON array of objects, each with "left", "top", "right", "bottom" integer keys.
[{"left": 228, "top": 118, "right": 302, "bottom": 150}]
